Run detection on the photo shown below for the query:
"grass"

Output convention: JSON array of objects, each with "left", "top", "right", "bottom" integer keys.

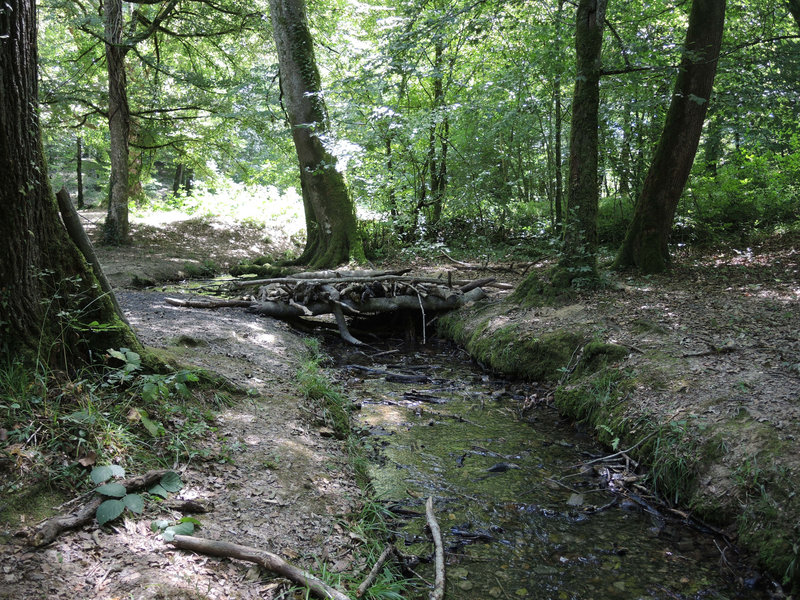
[
  {"left": 0, "top": 352, "right": 231, "bottom": 531},
  {"left": 293, "top": 338, "right": 416, "bottom": 599}
]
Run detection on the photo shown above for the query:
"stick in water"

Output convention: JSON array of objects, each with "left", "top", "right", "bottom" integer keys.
[{"left": 425, "top": 496, "right": 445, "bottom": 600}]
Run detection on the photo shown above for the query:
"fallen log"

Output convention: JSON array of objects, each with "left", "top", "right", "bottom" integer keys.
[
  {"left": 23, "top": 469, "right": 170, "bottom": 547},
  {"left": 165, "top": 283, "right": 487, "bottom": 345},
  {"left": 168, "top": 534, "right": 351, "bottom": 600},
  {"left": 247, "top": 287, "right": 486, "bottom": 318}
]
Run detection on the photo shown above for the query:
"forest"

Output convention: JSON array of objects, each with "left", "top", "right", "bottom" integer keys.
[{"left": 1, "top": 0, "right": 799, "bottom": 599}]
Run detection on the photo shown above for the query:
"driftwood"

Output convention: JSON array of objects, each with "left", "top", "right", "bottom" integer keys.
[
  {"left": 168, "top": 534, "right": 351, "bottom": 600},
  {"left": 425, "top": 497, "right": 445, "bottom": 600},
  {"left": 23, "top": 469, "right": 170, "bottom": 547},
  {"left": 356, "top": 544, "right": 394, "bottom": 598},
  {"left": 56, "top": 187, "right": 130, "bottom": 326}
]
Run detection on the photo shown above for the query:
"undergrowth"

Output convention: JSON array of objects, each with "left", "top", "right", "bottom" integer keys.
[{"left": 0, "top": 350, "right": 231, "bottom": 528}]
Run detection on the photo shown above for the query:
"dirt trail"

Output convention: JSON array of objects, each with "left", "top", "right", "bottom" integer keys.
[{"left": 1, "top": 232, "right": 362, "bottom": 599}]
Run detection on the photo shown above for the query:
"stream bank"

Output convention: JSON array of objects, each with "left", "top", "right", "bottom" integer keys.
[{"left": 436, "top": 248, "right": 800, "bottom": 594}]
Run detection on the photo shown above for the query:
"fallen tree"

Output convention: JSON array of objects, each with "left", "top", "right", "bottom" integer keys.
[{"left": 166, "top": 272, "right": 491, "bottom": 344}]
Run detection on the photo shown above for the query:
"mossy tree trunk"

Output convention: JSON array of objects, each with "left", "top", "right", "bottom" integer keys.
[
  {"left": 613, "top": 0, "right": 726, "bottom": 274},
  {"left": 550, "top": 0, "right": 607, "bottom": 288},
  {"left": 0, "top": 0, "right": 142, "bottom": 367},
  {"left": 269, "top": 0, "right": 365, "bottom": 269},
  {"left": 103, "top": 0, "right": 131, "bottom": 245}
]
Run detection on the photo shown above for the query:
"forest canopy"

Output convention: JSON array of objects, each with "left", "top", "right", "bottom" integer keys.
[{"left": 38, "top": 0, "right": 800, "bottom": 269}]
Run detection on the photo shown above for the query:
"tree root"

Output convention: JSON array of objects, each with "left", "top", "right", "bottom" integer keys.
[{"left": 167, "top": 534, "right": 351, "bottom": 600}]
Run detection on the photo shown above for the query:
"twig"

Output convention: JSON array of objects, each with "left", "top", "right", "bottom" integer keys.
[
  {"left": 573, "top": 430, "right": 657, "bottom": 468},
  {"left": 168, "top": 535, "right": 351, "bottom": 600},
  {"left": 356, "top": 544, "right": 394, "bottom": 598},
  {"left": 425, "top": 497, "right": 445, "bottom": 600}
]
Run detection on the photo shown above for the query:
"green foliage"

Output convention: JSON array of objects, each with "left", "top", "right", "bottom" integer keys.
[
  {"left": 296, "top": 351, "right": 352, "bottom": 439},
  {"left": 91, "top": 466, "right": 181, "bottom": 526},
  {"left": 679, "top": 146, "right": 800, "bottom": 245}
]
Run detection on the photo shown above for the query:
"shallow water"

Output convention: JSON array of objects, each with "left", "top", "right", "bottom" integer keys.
[{"left": 334, "top": 339, "right": 770, "bottom": 600}]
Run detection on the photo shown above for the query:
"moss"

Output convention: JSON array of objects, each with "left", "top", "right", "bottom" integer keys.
[
  {"left": 576, "top": 341, "right": 629, "bottom": 375},
  {"left": 0, "top": 485, "right": 68, "bottom": 536},
  {"left": 465, "top": 323, "right": 583, "bottom": 381}
]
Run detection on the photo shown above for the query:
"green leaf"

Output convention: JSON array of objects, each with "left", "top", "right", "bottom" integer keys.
[
  {"left": 123, "top": 493, "right": 145, "bottom": 514},
  {"left": 162, "top": 521, "right": 195, "bottom": 541},
  {"left": 107, "top": 349, "right": 127, "bottom": 361},
  {"left": 141, "top": 382, "right": 159, "bottom": 403},
  {"left": 160, "top": 471, "right": 183, "bottom": 493},
  {"left": 151, "top": 519, "right": 170, "bottom": 532},
  {"left": 62, "top": 410, "right": 95, "bottom": 424},
  {"left": 96, "top": 482, "right": 127, "bottom": 498},
  {"left": 177, "top": 516, "right": 202, "bottom": 527},
  {"left": 140, "top": 413, "right": 163, "bottom": 438},
  {"left": 149, "top": 483, "right": 169, "bottom": 498},
  {"left": 96, "top": 499, "right": 125, "bottom": 526},
  {"left": 91, "top": 465, "right": 114, "bottom": 484}
]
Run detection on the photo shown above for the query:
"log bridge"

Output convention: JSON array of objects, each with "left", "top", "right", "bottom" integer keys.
[{"left": 166, "top": 269, "right": 494, "bottom": 345}]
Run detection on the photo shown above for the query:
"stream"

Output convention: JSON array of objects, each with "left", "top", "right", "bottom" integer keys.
[{"left": 332, "top": 338, "right": 769, "bottom": 600}]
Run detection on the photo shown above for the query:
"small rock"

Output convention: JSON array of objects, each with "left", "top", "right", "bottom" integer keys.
[{"left": 457, "top": 581, "right": 474, "bottom": 591}]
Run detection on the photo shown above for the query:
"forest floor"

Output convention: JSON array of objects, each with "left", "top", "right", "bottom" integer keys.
[{"left": 1, "top": 209, "right": 798, "bottom": 597}]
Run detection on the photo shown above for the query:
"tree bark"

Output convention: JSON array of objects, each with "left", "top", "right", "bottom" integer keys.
[
  {"left": 614, "top": 0, "right": 726, "bottom": 274},
  {"left": 0, "top": 0, "right": 141, "bottom": 366},
  {"left": 103, "top": 0, "right": 131, "bottom": 245},
  {"left": 169, "top": 535, "right": 352, "bottom": 600},
  {"left": 551, "top": 0, "right": 607, "bottom": 288},
  {"left": 77, "top": 136, "right": 85, "bottom": 209},
  {"left": 788, "top": 0, "right": 800, "bottom": 29},
  {"left": 553, "top": 0, "right": 565, "bottom": 230},
  {"left": 269, "top": 0, "right": 364, "bottom": 269}
]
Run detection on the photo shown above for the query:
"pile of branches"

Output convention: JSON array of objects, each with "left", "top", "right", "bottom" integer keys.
[{"left": 167, "top": 269, "right": 494, "bottom": 345}]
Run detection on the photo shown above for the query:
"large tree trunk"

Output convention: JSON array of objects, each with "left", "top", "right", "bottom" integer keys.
[
  {"left": 614, "top": 0, "right": 726, "bottom": 274},
  {"left": 550, "top": 0, "right": 607, "bottom": 288},
  {"left": 553, "top": 0, "right": 566, "bottom": 230},
  {"left": 103, "top": 0, "right": 131, "bottom": 245},
  {"left": 0, "top": 0, "right": 141, "bottom": 367},
  {"left": 788, "top": 0, "right": 800, "bottom": 29},
  {"left": 269, "top": 0, "right": 364, "bottom": 269}
]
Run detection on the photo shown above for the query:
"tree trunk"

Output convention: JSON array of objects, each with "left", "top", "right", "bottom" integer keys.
[
  {"left": 173, "top": 163, "right": 185, "bottom": 195},
  {"left": 614, "top": 0, "right": 726, "bottom": 274},
  {"left": 553, "top": 0, "right": 565, "bottom": 231},
  {"left": 269, "top": 0, "right": 364, "bottom": 269},
  {"left": 788, "top": 0, "right": 800, "bottom": 29},
  {"left": 76, "top": 136, "right": 85, "bottom": 209},
  {"left": 0, "top": 0, "right": 141, "bottom": 367},
  {"left": 551, "top": 0, "right": 607, "bottom": 288},
  {"left": 428, "top": 38, "right": 447, "bottom": 230},
  {"left": 103, "top": 0, "right": 131, "bottom": 245}
]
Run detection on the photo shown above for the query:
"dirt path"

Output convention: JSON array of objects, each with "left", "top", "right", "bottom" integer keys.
[{"left": 1, "top": 290, "right": 361, "bottom": 600}]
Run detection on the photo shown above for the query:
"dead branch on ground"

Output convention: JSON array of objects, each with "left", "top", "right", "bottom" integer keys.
[
  {"left": 168, "top": 534, "right": 352, "bottom": 600},
  {"left": 425, "top": 496, "right": 445, "bottom": 600},
  {"left": 356, "top": 544, "right": 394, "bottom": 598}
]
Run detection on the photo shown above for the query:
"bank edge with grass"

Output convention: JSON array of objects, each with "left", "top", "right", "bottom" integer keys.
[
  {"left": 438, "top": 300, "right": 800, "bottom": 594},
  {"left": 296, "top": 338, "right": 416, "bottom": 600}
]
